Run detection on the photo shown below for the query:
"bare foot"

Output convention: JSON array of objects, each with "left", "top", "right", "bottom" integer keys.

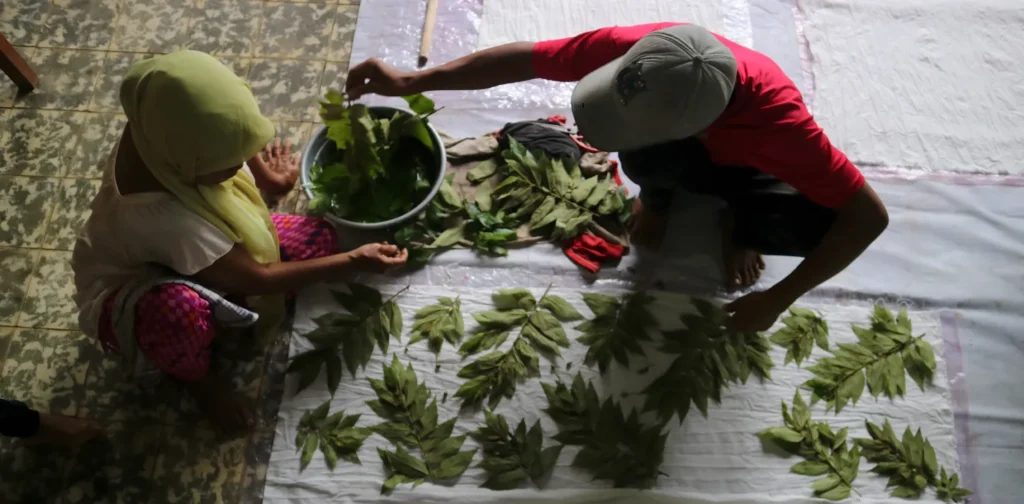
[
  {"left": 721, "top": 210, "right": 766, "bottom": 290},
  {"left": 27, "top": 414, "right": 104, "bottom": 447},
  {"left": 183, "top": 375, "right": 252, "bottom": 435}
]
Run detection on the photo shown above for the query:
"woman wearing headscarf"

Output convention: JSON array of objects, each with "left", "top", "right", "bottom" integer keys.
[{"left": 72, "top": 51, "right": 408, "bottom": 432}]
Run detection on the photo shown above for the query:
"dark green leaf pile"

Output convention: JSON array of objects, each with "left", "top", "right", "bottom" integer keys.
[
  {"left": 803, "top": 305, "right": 936, "bottom": 413},
  {"left": 575, "top": 292, "right": 656, "bottom": 373},
  {"left": 455, "top": 288, "right": 583, "bottom": 409},
  {"left": 643, "top": 298, "right": 774, "bottom": 424},
  {"left": 308, "top": 91, "right": 439, "bottom": 223},
  {"left": 287, "top": 284, "right": 405, "bottom": 396},
  {"left": 542, "top": 373, "right": 668, "bottom": 488},
  {"left": 369, "top": 355, "right": 476, "bottom": 494},
  {"left": 758, "top": 391, "right": 861, "bottom": 501},
  {"left": 471, "top": 411, "right": 562, "bottom": 490}
]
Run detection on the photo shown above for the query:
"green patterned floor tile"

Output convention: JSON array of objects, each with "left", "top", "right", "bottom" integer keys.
[
  {"left": 0, "top": 248, "right": 37, "bottom": 326},
  {"left": 59, "top": 421, "right": 163, "bottom": 504},
  {"left": 18, "top": 250, "right": 79, "bottom": 330},
  {"left": 151, "top": 424, "right": 247, "bottom": 504},
  {"left": 0, "top": 328, "right": 100, "bottom": 417}
]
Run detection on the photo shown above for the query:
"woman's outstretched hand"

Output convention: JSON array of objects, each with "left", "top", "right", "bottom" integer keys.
[
  {"left": 248, "top": 137, "right": 299, "bottom": 198},
  {"left": 345, "top": 58, "right": 414, "bottom": 99},
  {"left": 347, "top": 242, "right": 409, "bottom": 272}
]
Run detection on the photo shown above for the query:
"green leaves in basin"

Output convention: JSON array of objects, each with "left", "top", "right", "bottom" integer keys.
[
  {"left": 287, "top": 284, "right": 405, "bottom": 396},
  {"left": 802, "top": 305, "right": 936, "bottom": 413}
]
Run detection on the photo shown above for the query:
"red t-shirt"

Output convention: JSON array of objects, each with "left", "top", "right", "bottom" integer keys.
[{"left": 532, "top": 22, "right": 864, "bottom": 209}]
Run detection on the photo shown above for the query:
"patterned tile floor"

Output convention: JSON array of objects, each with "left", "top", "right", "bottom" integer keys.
[{"left": 0, "top": 0, "right": 354, "bottom": 501}]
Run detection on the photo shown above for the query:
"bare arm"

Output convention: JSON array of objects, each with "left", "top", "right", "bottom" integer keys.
[
  {"left": 346, "top": 42, "right": 536, "bottom": 98},
  {"left": 193, "top": 243, "right": 407, "bottom": 296},
  {"left": 769, "top": 183, "right": 889, "bottom": 304}
]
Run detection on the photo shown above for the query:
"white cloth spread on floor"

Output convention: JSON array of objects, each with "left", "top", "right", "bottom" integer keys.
[
  {"left": 799, "top": 0, "right": 1024, "bottom": 175},
  {"left": 265, "top": 284, "right": 957, "bottom": 504}
]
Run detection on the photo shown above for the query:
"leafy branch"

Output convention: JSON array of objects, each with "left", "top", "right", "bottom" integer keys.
[
  {"left": 542, "top": 373, "right": 668, "bottom": 488},
  {"left": 856, "top": 419, "right": 972, "bottom": 501},
  {"left": 769, "top": 306, "right": 830, "bottom": 366},
  {"left": 471, "top": 411, "right": 562, "bottom": 490},
  {"left": 295, "top": 400, "right": 372, "bottom": 471},
  {"left": 288, "top": 284, "right": 406, "bottom": 396},
  {"left": 407, "top": 296, "right": 465, "bottom": 355},
  {"left": 758, "top": 391, "right": 861, "bottom": 501},
  {"left": 368, "top": 355, "right": 476, "bottom": 494},
  {"left": 803, "top": 305, "right": 936, "bottom": 413},
  {"left": 576, "top": 292, "right": 656, "bottom": 373},
  {"left": 643, "top": 298, "right": 774, "bottom": 424},
  {"left": 492, "top": 138, "right": 628, "bottom": 244},
  {"left": 455, "top": 287, "right": 583, "bottom": 409}
]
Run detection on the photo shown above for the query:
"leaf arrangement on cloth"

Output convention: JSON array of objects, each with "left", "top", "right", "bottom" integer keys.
[
  {"left": 295, "top": 400, "right": 372, "bottom": 472},
  {"left": 288, "top": 284, "right": 406, "bottom": 396},
  {"left": 758, "top": 391, "right": 861, "bottom": 501},
  {"left": 803, "top": 305, "right": 937, "bottom": 413},
  {"left": 308, "top": 91, "right": 440, "bottom": 223},
  {"left": 769, "top": 307, "right": 830, "bottom": 366},
  {"left": 369, "top": 355, "right": 476, "bottom": 494},
  {"left": 471, "top": 410, "right": 563, "bottom": 490},
  {"left": 575, "top": 292, "right": 657, "bottom": 373},
  {"left": 643, "top": 298, "right": 774, "bottom": 425},
  {"left": 491, "top": 138, "right": 629, "bottom": 242},
  {"left": 542, "top": 373, "right": 668, "bottom": 488},
  {"left": 856, "top": 419, "right": 972, "bottom": 501},
  {"left": 407, "top": 296, "right": 465, "bottom": 355},
  {"left": 455, "top": 288, "right": 583, "bottom": 409}
]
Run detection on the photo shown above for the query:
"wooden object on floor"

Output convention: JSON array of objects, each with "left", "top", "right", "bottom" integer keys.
[
  {"left": 0, "top": 32, "right": 37, "bottom": 93},
  {"left": 418, "top": 0, "right": 439, "bottom": 68}
]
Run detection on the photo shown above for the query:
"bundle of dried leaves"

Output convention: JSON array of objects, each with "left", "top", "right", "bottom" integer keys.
[
  {"left": 575, "top": 292, "right": 656, "bottom": 373},
  {"left": 803, "top": 305, "right": 936, "bottom": 413},
  {"left": 856, "top": 419, "right": 971, "bottom": 501},
  {"left": 369, "top": 356, "right": 476, "bottom": 494},
  {"left": 758, "top": 391, "right": 861, "bottom": 501},
  {"left": 471, "top": 411, "right": 562, "bottom": 490},
  {"left": 542, "top": 373, "right": 668, "bottom": 488},
  {"left": 295, "top": 400, "right": 372, "bottom": 472},
  {"left": 643, "top": 298, "right": 774, "bottom": 424},
  {"left": 288, "top": 284, "right": 406, "bottom": 396},
  {"left": 455, "top": 288, "right": 583, "bottom": 408}
]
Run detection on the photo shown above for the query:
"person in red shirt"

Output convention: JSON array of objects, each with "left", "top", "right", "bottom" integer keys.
[{"left": 346, "top": 23, "right": 889, "bottom": 331}]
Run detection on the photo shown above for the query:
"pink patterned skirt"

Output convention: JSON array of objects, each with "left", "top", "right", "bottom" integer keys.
[{"left": 97, "top": 214, "right": 336, "bottom": 381}]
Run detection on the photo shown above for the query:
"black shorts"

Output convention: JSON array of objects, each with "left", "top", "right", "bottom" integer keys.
[{"left": 619, "top": 137, "right": 837, "bottom": 257}]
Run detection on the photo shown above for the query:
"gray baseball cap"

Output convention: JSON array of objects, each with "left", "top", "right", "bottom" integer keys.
[{"left": 570, "top": 24, "right": 737, "bottom": 152}]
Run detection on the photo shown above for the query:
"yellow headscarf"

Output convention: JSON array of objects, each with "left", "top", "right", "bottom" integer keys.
[{"left": 120, "top": 50, "right": 284, "bottom": 340}]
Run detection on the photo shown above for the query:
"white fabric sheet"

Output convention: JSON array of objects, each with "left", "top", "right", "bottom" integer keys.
[
  {"left": 799, "top": 0, "right": 1024, "bottom": 175},
  {"left": 475, "top": 0, "right": 751, "bottom": 50},
  {"left": 265, "top": 285, "right": 956, "bottom": 503}
]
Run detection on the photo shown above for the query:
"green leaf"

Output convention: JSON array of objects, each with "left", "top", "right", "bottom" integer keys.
[
  {"left": 473, "top": 309, "right": 528, "bottom": 327},
  {"left": 402, "top": 93, "right": 436, "bottom": 115},
  {"left": 300, "top": 433, "right": 319, "bottom": 471},
  {"left": 483, "top": 468, "right": 529, "bottom": 490},
  {"left": 467, "top": 158, "right": 499, "bottom": 183},
  {"left": 539, "top": 295, "right": 584, "bottom": 321},
  {"left": 321, "top": 441, "right": 339, "bottom": 470},
  {"left": 791, "top": 460, "right": 830, "bottom": 476},
  {"left": 438, "top": 176, "right": 462, "bottom": 208},
  {"left": 582, "top": 293, "right": 618, "bottom": 318},
  {"left": 769, "top": 307, "right": 830, "bottom": 366},
  {"left": 326, "top": 353, "right": 342, "bottom": 396},
  {"left": 760, "top": 427, "right": 804, "bottom": 444},
  {"left": 811, "top": 474, "right": 841, "bottom": 493},
  {"left": 819, "top": 484, "right": 851, "bottom": 501}
]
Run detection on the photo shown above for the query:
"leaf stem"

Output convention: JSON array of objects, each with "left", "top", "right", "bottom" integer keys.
[{"left": 385, "top": 284, "right": 411, "bottom": 304}]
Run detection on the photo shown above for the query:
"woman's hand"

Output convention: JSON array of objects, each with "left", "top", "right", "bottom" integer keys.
[
  {"left": 628, "top": 198, "right": 668, "bottom": 249},
  {"left": 347, "top": 242, "right": 409, "bottom": 272},
  {"left": 345, "top": 58, "right": 414, "bottom": 99},
  {"left": 248, "top": 138, "right": 299, "bottom": 198}
]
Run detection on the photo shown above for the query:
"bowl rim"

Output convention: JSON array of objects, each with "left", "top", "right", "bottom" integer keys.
[{"left": 299, "top": 105, "right": 447, "bottom": 230}]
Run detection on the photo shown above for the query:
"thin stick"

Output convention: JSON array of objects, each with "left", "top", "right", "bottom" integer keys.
[{"left": 418, "top": 0, "right": 439, "bottom": 68}]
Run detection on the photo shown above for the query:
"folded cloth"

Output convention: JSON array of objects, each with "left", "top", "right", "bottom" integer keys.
[
  {"left": 110, "top": 277, "right": 259, "bottom": 379},
  {"left": 443, "top": 132, "right": 500, "bottom": 162},
  {"left": 563, "top": 233, "right": 626, "bottom": 273},
  {"left": 498, "top": 119, "right": 582, "bottom": 161}
]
